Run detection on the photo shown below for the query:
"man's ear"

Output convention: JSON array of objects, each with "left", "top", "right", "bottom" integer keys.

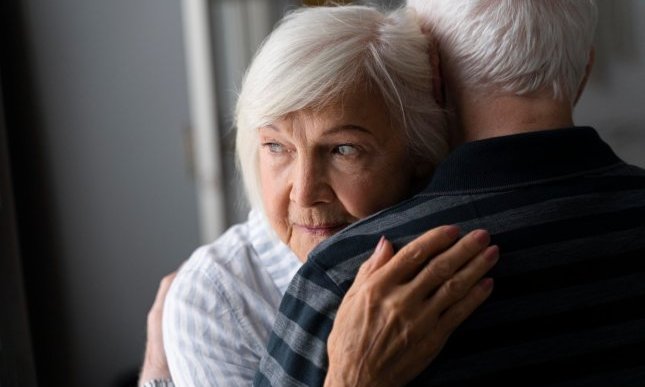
[
  {"left": 574, "top": 47, "right": 595, "bottom": 105},
  {"left": 429, "top": 40, "right": 446, "bottom": 108}
]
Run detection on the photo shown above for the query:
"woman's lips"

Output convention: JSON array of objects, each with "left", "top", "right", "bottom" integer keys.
[{"left": 294, "top": 223, "right": 348, "bottom": 236}]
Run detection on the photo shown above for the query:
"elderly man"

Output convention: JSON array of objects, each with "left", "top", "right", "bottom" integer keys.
[{"left": 255, "top": 1, "right": 645, "bottom": 386}]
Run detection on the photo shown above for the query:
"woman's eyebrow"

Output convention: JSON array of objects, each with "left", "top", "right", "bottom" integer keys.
[{"left": 258, "top": 124, "right": 280, "bottom": 132}]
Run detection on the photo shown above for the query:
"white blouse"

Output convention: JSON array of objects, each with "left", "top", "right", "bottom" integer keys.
[{"left": 163, "top": 210, "right": 302, "bottom": 386}]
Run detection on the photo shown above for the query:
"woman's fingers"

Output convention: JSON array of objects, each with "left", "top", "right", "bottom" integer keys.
[
  {"left": 357, "top": 236, "right": 394, "bottom": 279},
  {"left": 326, "top": 226, "right": 498, "bottom": 387},
  {"left": 431, "top": 277, "right": 495, "bottom": 342},
  {"left": 428, "top": 245, "right": 499, "bottom": 310},
  {"left": 377, "top": 225, "right": 461, "bottom": 284},
  {"left": 409, "top": 229, "right": 491, "bottom": 298}
]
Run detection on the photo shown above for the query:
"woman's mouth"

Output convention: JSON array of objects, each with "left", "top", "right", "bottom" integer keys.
[{"left": 294, "top": 223, "right": 348, "bottom": 236}]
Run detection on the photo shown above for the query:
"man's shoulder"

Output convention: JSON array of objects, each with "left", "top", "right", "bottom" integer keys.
[
  {"left": 310, "top": 192, "right": 430, "bottom": 257},
  {"left": 305, "top": 192, "right": 481, "bottom": 290},
  {"left": 617, "top": 162, "right": 645, "bottom": 176}
]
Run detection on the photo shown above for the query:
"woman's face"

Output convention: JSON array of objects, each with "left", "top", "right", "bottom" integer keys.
[{"left": 259, "top": 88, "right": 424, "bottom": 261}]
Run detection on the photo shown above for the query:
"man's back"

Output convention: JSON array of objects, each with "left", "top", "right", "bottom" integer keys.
[{"left": 255, "top": 127, "right": 645, "bottom": 386}]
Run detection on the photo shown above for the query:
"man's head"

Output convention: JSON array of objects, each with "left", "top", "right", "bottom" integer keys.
[{"left": 408, "top": 0, "right": 598, "bottom": 139}]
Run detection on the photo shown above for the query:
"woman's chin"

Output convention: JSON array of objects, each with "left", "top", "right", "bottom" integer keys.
[{"left": 291, "top": 235, "right": 332, "bottom": 262}]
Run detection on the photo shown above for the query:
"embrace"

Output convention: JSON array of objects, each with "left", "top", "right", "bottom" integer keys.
[{"left": 140, "top": 1, "right": 645, "bottom": 386}]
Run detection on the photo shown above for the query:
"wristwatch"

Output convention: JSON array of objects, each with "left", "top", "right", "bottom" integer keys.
[{"left": 140, "top": 379, "right": 175, "bottom": 387}]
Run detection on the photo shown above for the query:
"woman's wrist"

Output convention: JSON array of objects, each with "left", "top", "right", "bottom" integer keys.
[
  {"left": 139, "top": 378, "right": 174, "bottom": 387},
  {"left": 139, "top": 360, "right": 172, "bottom": 386}
]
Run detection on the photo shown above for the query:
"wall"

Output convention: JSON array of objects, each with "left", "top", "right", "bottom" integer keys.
[
  {"left": 575, "top": 0, "right": 645, "bottom": 167},
  {"left": 18, "top": 0, "right": 199, "bottom": 385}
]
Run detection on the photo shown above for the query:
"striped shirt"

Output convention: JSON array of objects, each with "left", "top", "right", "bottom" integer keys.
[
  {"left": 163, "top": 210, "right": 302, "bottom": 387},
  {"left": 255, "top": 127, "right": 645, "bottom": 386}
]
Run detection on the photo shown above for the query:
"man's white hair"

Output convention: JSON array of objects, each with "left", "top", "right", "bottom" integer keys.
[
  {"left": 235, "top": 5, "right": 447, "bottom": 211},
  {"left": 407, "top": 0, "right": 598, "bottom": 102}
]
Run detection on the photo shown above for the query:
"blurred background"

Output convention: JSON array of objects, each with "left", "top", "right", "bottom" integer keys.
[{"left": 1, "top": 0, "right": 643, "bottom": 386}]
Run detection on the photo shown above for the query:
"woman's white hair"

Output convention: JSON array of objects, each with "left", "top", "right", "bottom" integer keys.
[
  {"left": 408, "top": 0, "right": 598, "bottom": 102},
  {"left": 235, "top": 5, "right": 447, "bottom": 212}
]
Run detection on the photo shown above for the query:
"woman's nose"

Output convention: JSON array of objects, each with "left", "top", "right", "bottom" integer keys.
[{"left": 289, "top": 156, "right": 333, "bottom": 206}]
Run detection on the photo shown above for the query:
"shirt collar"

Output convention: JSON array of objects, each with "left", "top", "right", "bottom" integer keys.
[
  {"left": 426, "top": 127, "right": 623, "bottom": 194},
  {"left": 248, "top": 210, "right": 302, "bottom": 295}
]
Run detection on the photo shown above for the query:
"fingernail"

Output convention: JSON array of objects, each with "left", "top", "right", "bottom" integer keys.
[
  {"left": 444, "top": 225, "right": 461, "bottom": 239},
  {"left": 485, "top": 245, "right": 500, "bottom": 263},
  {"left": 473, "top": 229, "right": 490, "bottom": 246},
  {"left": 375, "top": 235, "right": 386, "bottom": 253},
  {"left": 480, "top": 278, "right": 494, "bottom": 290}
]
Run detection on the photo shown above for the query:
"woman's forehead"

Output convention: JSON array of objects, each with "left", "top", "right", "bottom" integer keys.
[{"left": 280, "top": 87, "right": 390, "bottom": 126}]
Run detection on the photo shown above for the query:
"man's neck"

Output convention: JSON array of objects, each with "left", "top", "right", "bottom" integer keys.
[{"left": 456, "top": 92, "right": 575, "bottom": 142}]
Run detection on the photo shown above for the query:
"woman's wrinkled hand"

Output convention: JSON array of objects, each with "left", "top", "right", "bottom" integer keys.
[
  {"left": 138, "top": 272, "right": 177, "bottom": 385},
  {"left": 325, "top": 226, "right": 498, "bottom": 387}
]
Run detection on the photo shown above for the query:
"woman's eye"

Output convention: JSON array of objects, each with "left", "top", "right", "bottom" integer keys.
[
  {"left": 263, "top": 143, "right": 285, "bottom": 153},
  {"left": 334, "top": 144, "right": 358, "bottom": 156}
]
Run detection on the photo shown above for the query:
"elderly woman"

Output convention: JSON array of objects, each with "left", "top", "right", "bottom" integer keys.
[{"left": 139, "top": 4, "right": 496, "bottom": 387}]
